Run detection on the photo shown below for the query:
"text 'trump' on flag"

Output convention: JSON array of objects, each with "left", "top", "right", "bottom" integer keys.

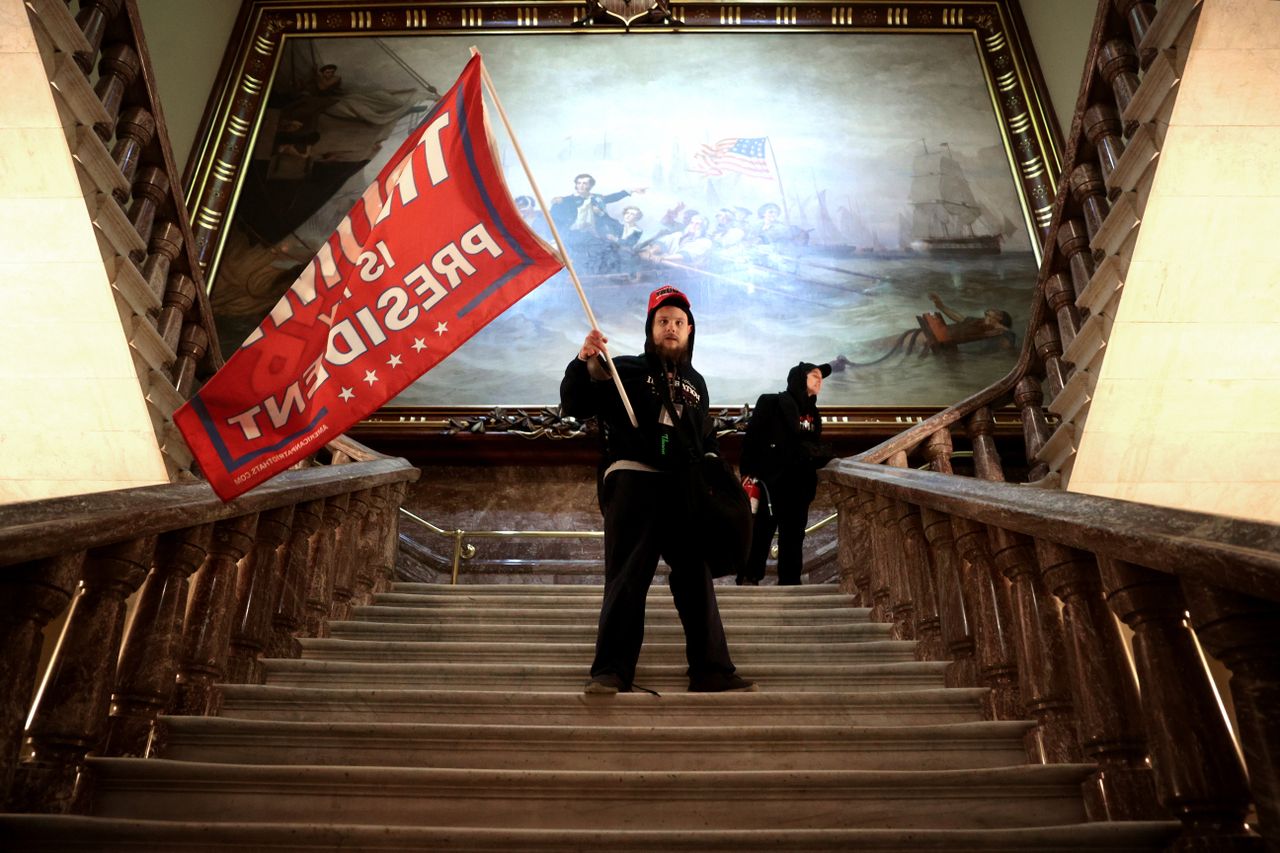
[{"left": 174, "top": 54, "right": 563, "bottom": 501}]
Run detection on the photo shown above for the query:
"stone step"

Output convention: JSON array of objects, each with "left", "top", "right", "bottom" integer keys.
[
  {"left": 391, "top": 581, "right": 847, "bottom": 597},
  {"left": 351, "top": 604, "right": 868, "bottom": 626},
  {"left": 373, "top": 590, "right": 861, "bottom": 609},
  {"left": 218, "top": 685, "right": 991, "bottom": 726},
  {"left": 297, "top": 638, "right": 918, "bottom": 665},
  {"left": 328, "top": 619, "right": 890, "bottom": 643},
  {"left": 85, "top": 758, "right": 1095, "bottom": 830},
  {"left": 159, "top": 717, "right": 1032, "bottom": 772},
  {"left": 259, "top": 659, "right": 948, "bottom": 692},
  {"left": 0, "top": 815, "right": 1183, "bottom": 852}
]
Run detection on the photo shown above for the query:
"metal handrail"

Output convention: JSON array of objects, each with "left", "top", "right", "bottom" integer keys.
[
  {"left": 769, "top": 512, "right": 838, "bottom": 559},
  {"left": 398, "top": 508, "right": 603, "bottom": 584}
]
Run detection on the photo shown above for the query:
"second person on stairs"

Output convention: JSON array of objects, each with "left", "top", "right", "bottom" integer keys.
[{"left": 561, "top": 285, "right": 757, "bottom": 696}]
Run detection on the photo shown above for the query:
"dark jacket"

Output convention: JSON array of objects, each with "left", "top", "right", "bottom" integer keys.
[
  {"left": 740, "top": 364, "right": 831, "bottom": 503},
  {"left": 561, "top": 352, "right": 718, "bottom": 472}
]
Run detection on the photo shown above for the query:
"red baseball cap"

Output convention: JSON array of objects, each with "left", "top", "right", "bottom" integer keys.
[{"left": 647, "top": 285, "right": 691, "bottom": 314}]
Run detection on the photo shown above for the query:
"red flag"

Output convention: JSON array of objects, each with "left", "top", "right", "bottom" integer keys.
[{"left": 175, "top": 56, "right": 562, "bottom": 500}]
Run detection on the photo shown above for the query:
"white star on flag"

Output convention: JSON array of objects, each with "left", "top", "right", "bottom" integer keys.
[
  {"left": 363, "top": 370, "right": 378, "bottom": 386},
  {"left": 435, "top": 321, "right": 448, "bottom": 336},
  {"left": 338, "top": 387, "right": 355, "bottom": 402},
  {"left": 411, "top": 338, "right": 427, "bottom": 352},
  {"left": 387, "top": 354, "right": 403, "bottom": 368}
]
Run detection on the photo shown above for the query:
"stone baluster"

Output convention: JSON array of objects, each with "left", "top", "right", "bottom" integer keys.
[
  {"left": 881, "top": 451, "right": 915, "bottom": 640},
  {"left": 173, "top": 324, "right": 208, "bottom": 395},
  {"left": 227, "top": 506, "right": 294, "bottom": 685},
  {"left": 966, "top": 407, "right": 1003, "bottom": 482},
  {"left": 109, "top": 107, "right": 155, "bottom": 201},
  {"left": 895, "top": 501, "right": 944, "bottom": 660},
  {"left": 1034, "top": 320, "right": 1069, "bottom": 402},
  {"left": 874, "top": 494, "right": 914, "bottom": 640},
  {"left": 1056, "top": 218, "right": 1096, "bottom": 301},
  {"left": 268, "top": 499, "right": 325, "bottom": 660},
  {"left": 92, "top": 43, "right": 140, "bottom": 141},
  {"left": 172, "top": 514, "right": 259, "bottom": 717},
  {"left": 127, "top": 166, "right": 170, "bottom": 255},
  {"left": 1069, "top": 163, "right": 1111, "bottom": 250},
  {"left": 330, "top": 490, "right": 372, "bottom": 624},
  {"left": 1099, "top": 560, "right": 1258, "bottom": 848},
  {"left": 988, "top": 529, "right": 1080, "bottom": 763},
  {"left": 1, "top": 554, "right": 83, "bottom": 808},
  {"left": 141, "top": 222, "right": 183, "bottom": 305},
  {"left": 850, "top": 490, "right": 878, "bottom": 608},
  {"left": 157, "top": 274, "right": 197, "bottom": 354},
  {"left": 104, "top": 525, "right": 212, "bottom": 758},
  {"left": 951, "top": 518, "right": 1021, "bottom": 720},
  {"left": 1045, "top": 272, "right": 1082, "bottom": 352},
  {"left": 72, "top": 0, "right": 124, "bottom": 73},
  {"left": 1014, "top": 377, "right": 1052, "bottom": 479},
  {"left": 1034, "top": 541, "right": 1161, "bottom": 820},
  {"left": 304, "top": 494, "right": 349, "bottom": 638},
  {"left": 1082, "top": 103, "right": 1126, "bottom": 197},
  {"left": 1180, "top": 581, "right": 1280, "bottom": 848},
  {"left": 921, "top": 507, "right": 977, "bottom": 688},
  {"left": 923, "top": 428, "right": 953, "bottom": 475},
  {"left": 352, "top": 487, "right": 389, "bottom": 609},
  {"left": 374, "top": 482, "right": 410, "bottom": 595},
  {"left": 1097, "top": 38, "right": 1142, "bottom": 134},
  {"left": 16, "top": 538, "right": 155, "bottom": 813},
  {"left": 1117, "top": 0, "right": 1158, "bottom": 69}
]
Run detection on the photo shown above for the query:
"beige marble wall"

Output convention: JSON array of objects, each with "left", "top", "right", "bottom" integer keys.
[
  {"left": 1068, "top": 0, "right": 1280, "bottom": 524},
  {"left": 0, "top": 0, "right": 168, "bottom": 503}
]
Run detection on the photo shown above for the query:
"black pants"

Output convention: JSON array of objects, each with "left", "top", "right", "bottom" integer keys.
[
  {"left": 740, "top": 486, "right": 810, "bottom": 586},
  {"left": 591, "top": 470, "right": 736, "bottom": 686}
]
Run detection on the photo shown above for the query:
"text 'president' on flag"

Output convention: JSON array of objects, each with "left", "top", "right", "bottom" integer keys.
[
  {"left": 175, "top": 54, "right": 563, "bottom": 501},
  {"left": 690, "top": 137, "right": 772, "bottom": 179}
]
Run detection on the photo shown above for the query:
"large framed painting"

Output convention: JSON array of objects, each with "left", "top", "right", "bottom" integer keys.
[{"left": 187, "top": 0, "right": 1062, "bottom": 434}]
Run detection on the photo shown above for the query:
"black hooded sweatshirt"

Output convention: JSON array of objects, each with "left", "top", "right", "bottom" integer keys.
[
  {"left": 739, "top": 363, "right": 830, "bottom": 503},
  {"left": 560, "top": 300, "right": 718, "bottom": 474}
]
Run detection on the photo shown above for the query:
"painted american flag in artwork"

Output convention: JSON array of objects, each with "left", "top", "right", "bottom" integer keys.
[{"left": 690, "top": 137, "right": 773, "bottom": 179}]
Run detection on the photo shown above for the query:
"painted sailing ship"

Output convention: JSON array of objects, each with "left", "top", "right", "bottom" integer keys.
[{"left": 902, "top": 143, "right": 1014, "bottom": 255}]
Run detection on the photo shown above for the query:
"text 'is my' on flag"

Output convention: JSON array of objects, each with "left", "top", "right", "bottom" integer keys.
[{"left": 174, "top": 54, "right": 563, "bottom": 501}]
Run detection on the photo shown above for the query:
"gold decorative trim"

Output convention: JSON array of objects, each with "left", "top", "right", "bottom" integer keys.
[
  {"left": 1020, "top": 156, "right": 1046, "bottom": 180},
  {"left": 1034, "top": 204, "right": 1054, "bottom": 227},
  {"left": 831, "top": 6, "right": 854, "bottom": 25},
  {"left": 1008, "top": 111, "right": 1031, "bottom": 134},
  {"left": 351, "top": 10, "right": 373, "bottom": 29},
  {"left": 721, "top": 5, "right": 742, "bottom": 24},
  {"left": 196, "top": 207, "right": 224, "bottom": 229},
  {"left": 775, "top": 6, "right": 797, "bottom": 25},
  {"left": 253, "top": 34, "right": 275, "bottom": 55},
  {"left": 888, "top": 6, "right": 909, "bottom": 26},
  {"left": 227, "top": 115, "right": 252, "bottom": 138},
  {"left": 996, "top": 70, "right": 1017, "bottom": 92},
  {"left": 242, "top": 74, "right": 264, "bottom": 96},
  {"left": 294, "top": 12, "right": 318, "bottom": 30},
  {"left": 462, "top": 7, "right": 485, "bottom": 27},
  {"left": 942, "top": 8, "right": 964, "bottom": 26},
  {"left": 516, "top": 7, "right": 538, "bottom": 26},
  {"left": 212, "top": 159, "right": 237, "bottom": 182},
  {"left": 984, "top": 31, "right": 1007, "bottom": 53}
]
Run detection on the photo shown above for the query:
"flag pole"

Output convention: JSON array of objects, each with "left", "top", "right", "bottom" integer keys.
[{"left": 469, "top": 47, "right": 638, "bottom": 428}]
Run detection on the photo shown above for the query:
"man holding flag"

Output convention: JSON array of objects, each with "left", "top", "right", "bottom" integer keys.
[{"left": 176, "top": 55, "right": 563, "bottom": 501}]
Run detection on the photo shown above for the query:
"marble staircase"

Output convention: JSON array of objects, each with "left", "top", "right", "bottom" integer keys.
[{"left": 3, "top": 582, "right": 1180, "bottom": 851}]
